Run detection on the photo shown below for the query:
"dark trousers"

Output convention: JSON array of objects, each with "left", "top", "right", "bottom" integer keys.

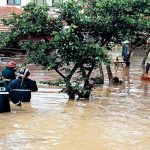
[{"left": 146, "top": 63, "right": 150, "bottom": 74}]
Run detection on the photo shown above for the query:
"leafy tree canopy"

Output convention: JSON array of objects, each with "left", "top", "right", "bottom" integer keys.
[
  {"left": 0, "top": 0, "right": 149, "bottom": 99},
  {"left": 59, "top": 0, "right": 150, "bottom": 45},
  {"left": 0, "top": 2, "right": 62, "bottom": 48}
]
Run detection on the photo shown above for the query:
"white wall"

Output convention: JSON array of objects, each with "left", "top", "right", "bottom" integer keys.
[
  {"left": 46, "top": 0, "right": 52, "bottom": 7},
  {"left": 0, "top": 0, "right": 68, "bottom": 7},
  {"left": 0, "top": 0, "right": 31, "bottom": 7},
  {"left": 21, "top": 0, "right": 32, "bottom": 7},
  {"left": 0, "top": 0, "right": 7, "bottom": 6}
]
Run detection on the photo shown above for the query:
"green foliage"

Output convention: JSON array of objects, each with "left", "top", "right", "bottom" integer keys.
[
  {"left": 0, "top": 0, "right": 149, "bottom": 99},
  {"left": 20, "top": 40, "right": 54, "bottom": 67},
  {"left": 90, "top": 76, "right": 104, "bottom": 85},
  {"left": 0, "top": 32, "right": 20, "bottom": 48},
  {"left": 0, "top": 2, "right": 62, "bottom": 48},
  {"left": 39, "top": 78, "right": 64, "bottom": 86},
  {"left": 51, "top": 27, "right": 107, "bottom": 64},
  {"left": 59, "top": 0, "right": 150, "bottom": 45}
]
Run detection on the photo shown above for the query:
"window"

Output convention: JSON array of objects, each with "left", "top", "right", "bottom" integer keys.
[
  {"left": 7, "top": 0, "right": 21, "bottom": 5},
  {"left": 34, "top": 0, "right": 64, "bottom": 7}
]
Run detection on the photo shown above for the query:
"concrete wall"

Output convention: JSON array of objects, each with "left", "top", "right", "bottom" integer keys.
[
  {"left": 0, "top": 0, "right": 45, "bottom": 7},
  {"left": 21, "top": 0, "right": 31, "bottom": 6},
  {"left": 0, "top": 0, "right": 30, "bottom": 8},
  {"left": 46, "top": 0, "right": 52, "bottom": 6},
  {"left": 0, "top": 0, "right": 68, "bottom": 7},
  {"left": 0, "top": 1, "right": 7, "bottom": 6}
]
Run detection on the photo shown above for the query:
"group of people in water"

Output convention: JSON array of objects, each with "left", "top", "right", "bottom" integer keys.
[{"left": 0, "top": 61, "right": 38, "bottom": 113}]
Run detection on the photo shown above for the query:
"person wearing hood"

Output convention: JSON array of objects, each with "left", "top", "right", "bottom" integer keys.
[
  {"left": 121, "top": 40, "right": 130, "bottom": 67},
  {"left": 9, "top": 67, "right": 38, "bottom": 102},
  {"left": 1, "top": 61, "right": 17, "bottom": 85}
]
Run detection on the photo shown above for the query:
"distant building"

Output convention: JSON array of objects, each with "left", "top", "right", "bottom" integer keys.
[
  {"left": 0, "top": 0, "right": 67, "bottom": 8},
  {"left": 0, "top": 6, "right": 23, "bottom": 32},
  {"left": 0, "top": 0, "right": 30, "bottom": 8},
  {"left": 0, "top": 0, "right": 66, "bottom": 32}
]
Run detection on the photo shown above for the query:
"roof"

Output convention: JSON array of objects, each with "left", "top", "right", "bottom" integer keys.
[
  {"left": 0, "top": 7, "right": 22, "bottom": 32},
  {"left": 0, "top": 6, "right": 22, "bottom": 15}
]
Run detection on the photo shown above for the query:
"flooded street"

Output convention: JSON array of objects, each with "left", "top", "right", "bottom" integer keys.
[{"left": 0, "top": 54, "right": 150, "bottom": 150}]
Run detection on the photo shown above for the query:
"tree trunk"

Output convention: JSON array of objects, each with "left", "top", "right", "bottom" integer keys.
[
  {"left": 79, "top": 64, "right": 94, "bottom": 99},
  {"left": 106, "top": 64, "right": 113, "bottom": 82},
  {"left": 98, "top": 63, "right": 104, "bottom": 84},
  {"left": 79, "top": 84, "right": 92, "bottom": 99},
  {"left": 142, "top": 46, "right": 150, "bottom": 66},
  {"left": 68, "top": 91, "right": 76, "bottom": 99},
  {"left": 129, "top": 37, "right": 148, "bottom": 59},
  {"left": 64, "top": 82, "right": 76, "bottom": 100}
]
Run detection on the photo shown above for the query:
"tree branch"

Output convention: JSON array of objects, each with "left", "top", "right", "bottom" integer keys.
[
  {"left": 67, "top": 63, "right": 79, "bottom": 80},
  {"left": 87, "top": 64, "right": 95, "bottom": 78},
  {"left": 54, "top": 68, "right": 66, "bottom": 79}
]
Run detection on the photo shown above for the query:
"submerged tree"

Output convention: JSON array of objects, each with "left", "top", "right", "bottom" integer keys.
[
  {"left": 59, "top": 0, "right": 150, "bottom": 79},
  {"left": 0, "top": 2, "right": 108, "bottom": 99},
  {"left": 0, "top": 0, "right": 149, "bottom": 99},
  {"left": 21, "top": 25, "right": 108, "bottom": 99}
]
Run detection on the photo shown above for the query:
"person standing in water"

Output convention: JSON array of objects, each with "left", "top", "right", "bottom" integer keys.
[
  {"left": 0, "top": 77, "right": 21, "bottom": 113},
  {"left": 9, "top": 67, "right": 38, "bottom": 102},
  {"left": 121, "top": 40, "right": 130, "bottom": 67},
  {"left": 1, "top": 61, "right": 17, "bottom": 85}
]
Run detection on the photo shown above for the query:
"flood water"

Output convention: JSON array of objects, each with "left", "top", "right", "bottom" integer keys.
[{"left": 0, "top": 53, "right": 150, "bottom": 150}]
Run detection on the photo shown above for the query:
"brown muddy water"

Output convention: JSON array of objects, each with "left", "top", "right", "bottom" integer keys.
[{"left": 0, "top": 54, "right": 150, "bottom": 150}]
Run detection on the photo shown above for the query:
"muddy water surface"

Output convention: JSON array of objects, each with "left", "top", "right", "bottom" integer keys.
[{"left": 0, "top": 54, "right": 150, "bottom": 150}]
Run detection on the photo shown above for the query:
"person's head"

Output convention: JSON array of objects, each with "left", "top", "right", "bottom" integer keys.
[
  {"left": 17, "top": 68, "right": 30, "bottom": 78},
  {"left": 115, "top": 57, "right": 119, "bottom": 61},
  {"left": 122, "top": 40, "right": 130, "bottom": 45},
  {"left": 6, "top": 61, "right": 17, "bottom": 68}
]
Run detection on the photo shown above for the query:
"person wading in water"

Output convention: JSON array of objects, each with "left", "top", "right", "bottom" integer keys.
[
  {"left": 9, "top": 68, "right": 38, "bottom": 102},
  {"left": 121, "top": 40, "right": 130, "bottom": 67},
  {"left": 0, "top": 77, "right": 21, "bottom": 113},
  {"left": 1, "top": 61, "right": 17, "bottom": 85}
]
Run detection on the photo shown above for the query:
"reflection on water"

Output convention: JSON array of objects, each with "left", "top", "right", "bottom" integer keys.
[{"left": 0, "top": 55, "right": 150, "bottom": 150}]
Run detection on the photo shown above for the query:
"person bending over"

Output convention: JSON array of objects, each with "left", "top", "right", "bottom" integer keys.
[
  {"left": 9, "top": 68, "right": 38, "bottom": 102},
  {"left": 1, "top": 61, "right": 17, "bottom": 85}
]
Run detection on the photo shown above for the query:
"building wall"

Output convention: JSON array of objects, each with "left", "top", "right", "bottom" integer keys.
[
  {"left": 46, "top": 0, "right": 52, "bottom": 6},
  {"left": 0, "top": 0, "right": 33, "bottom": 7},
  {"left": 21, "top": 0, "right": 31, "bottom": 7},
  {"left": 0, "top": 0, "right": 68, "bottom": 7},
  {"left": 0, "top": 1, "right": 7, "bottom": 6}
]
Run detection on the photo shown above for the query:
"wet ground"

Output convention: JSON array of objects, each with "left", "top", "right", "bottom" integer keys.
[{"left": 0, "top": 53, "right": 150, "bottom": 150}]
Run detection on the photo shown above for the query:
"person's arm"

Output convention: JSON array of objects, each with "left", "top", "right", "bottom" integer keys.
[
  {"left": 31, "top": 81, "right": 38, "bottom": 92},
  {"left": 8, "top": 81, "right": 21, "bottom": 106}
]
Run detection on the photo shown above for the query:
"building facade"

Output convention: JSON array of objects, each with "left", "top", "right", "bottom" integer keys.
[
  {"left": 0, "top": 0, "right": 66, "bottom": 32},
  {"left": 0, "top": 0, "right": 67, "bottom": 7}
]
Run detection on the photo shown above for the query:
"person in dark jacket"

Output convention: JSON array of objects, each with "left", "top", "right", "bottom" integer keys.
[
  {"left": 1, "top": 61, "right": 17, "bottom": 85},
  {"left": 0, "top": 78, "right": 21, "bottom": 113},
  {"left": 9, "top": 68, "right": 38, "bottom": 102},
  {"left": 0, "top": 79, "right": 10, "bottom": 112},
  {"left": 121, "top": 40, "right": 130, "bottom": 67},
  {"left": 121, "top": 40, "right": 130, "bottom": 60},
  {"left": 145, "top": 63, "right": 150, "bottom": 74}
]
